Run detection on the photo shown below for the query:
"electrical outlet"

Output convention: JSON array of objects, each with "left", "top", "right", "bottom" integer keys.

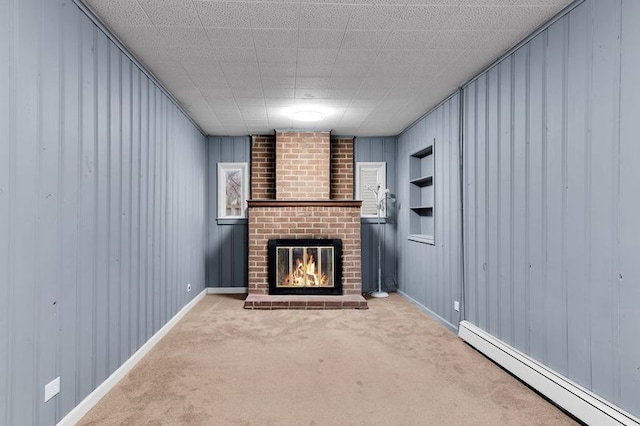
[
  {"left": 187, "top": 283, "right": 191, "bottom": 292},
  {"left": 454, "top": 301, "right": 460, "bottom": 312},
  {"left": 44, "top": 377, "right": 60, "bottom": 402}
]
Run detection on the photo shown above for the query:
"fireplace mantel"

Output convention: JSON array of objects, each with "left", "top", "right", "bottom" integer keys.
[{"left": 248, "top": 200, "right": 362, "bottom": 208}]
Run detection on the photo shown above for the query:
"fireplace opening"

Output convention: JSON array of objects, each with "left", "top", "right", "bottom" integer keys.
[{"left": 268, "top": 239, "right": 342, "bottom": 295}]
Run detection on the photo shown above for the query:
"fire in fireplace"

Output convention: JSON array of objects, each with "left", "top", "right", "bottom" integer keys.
[{"left": 268, "top": 239, "right": 342, "bottom": 295}]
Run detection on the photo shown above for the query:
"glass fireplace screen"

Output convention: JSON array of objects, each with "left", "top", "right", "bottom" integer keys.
[
  {"left": 277, "top": 246, "right": 334, "bottom": 288},
  {"left": 268, "top": 239, "right": 342, "bottom": 295}
]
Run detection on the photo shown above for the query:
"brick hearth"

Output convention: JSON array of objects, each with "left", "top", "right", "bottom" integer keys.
[{"left": 245, "top": 131, "right": 367, "bottom": 309}]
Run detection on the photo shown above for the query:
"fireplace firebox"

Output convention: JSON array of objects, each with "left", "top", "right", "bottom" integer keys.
[{"left": 268, "top": 239, "right": 342, "bottom": 295}]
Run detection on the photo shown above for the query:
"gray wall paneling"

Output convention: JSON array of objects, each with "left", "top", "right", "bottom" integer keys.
[
  {"left": 354, "top": 137, "right": 398, "bottom": 293},
  {"left": 462, "top": 0, "right": 640, "bottom": 417},
  {"left": 396, "top": 95, "right": 462, "bottom": 329},
  {"left": 205, "top": 136, "right": 250, "bottom": 288},
  {"left": 0, "top": 0, "right": 207, "bottom": 424}
]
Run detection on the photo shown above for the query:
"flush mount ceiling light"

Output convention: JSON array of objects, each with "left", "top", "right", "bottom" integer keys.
[{"left": 291, "top": 110, "right": 324, "bottom": 122}]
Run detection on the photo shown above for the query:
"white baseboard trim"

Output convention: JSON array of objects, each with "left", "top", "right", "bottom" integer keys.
[
  {"left": 207, "top": 287, "right": 248, "bottom": 294},
  {"left": 458, "top": 320, "right": 640, "bottom": 426},
  {"left": 57, "top": 289, "right": 208, "bottom": 426}
]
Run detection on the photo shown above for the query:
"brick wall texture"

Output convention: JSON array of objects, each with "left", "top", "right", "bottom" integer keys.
[
  {"left": 275, "top": 131, "right": 330, "bottom": 200},
  {"left": 248, "top": 205, "right": 362, "bottom": 295},
  {"left": 330, "top": 137, "right": 354, "bottom": 200},
  {"left": 251, "top": 134, "right": 276, "bottom": 200}
]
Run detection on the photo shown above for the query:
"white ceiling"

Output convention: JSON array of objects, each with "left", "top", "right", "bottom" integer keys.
[{"left": 83, "top": 0, "right": 571, "bottom": 136}]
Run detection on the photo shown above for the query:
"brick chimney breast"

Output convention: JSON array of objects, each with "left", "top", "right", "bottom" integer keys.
[
  {"left": 245, "top": 131, "right": 366, "bottom": 309},
  {"left": 275, "top": 131, "right": 330, "bottom": 200}
]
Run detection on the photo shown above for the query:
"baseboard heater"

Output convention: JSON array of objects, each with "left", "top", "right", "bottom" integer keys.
[{"left": 458, "top": 321, "right": 639, "bottom": 426}]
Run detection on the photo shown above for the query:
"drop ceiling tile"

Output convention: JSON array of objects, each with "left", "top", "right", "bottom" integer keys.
[
  {"left": 192, "top": 75, "right": 230, "bottom": 90},
  {"left": 227, "top": 78, "right": 263, "bottom": 91},
  {"left": 194, "top": 1, "right": 250, "bottom": 28},
  {"left": 294, "top": 88, "right": 328, "bottom": 99},
  {"left": 384, "top": 31, "right": 434, "bottom": 50},
  {"left": 182, "top": 61, "right": 226, "bottom": 80},
  {"left": 261, "top": 76, "right": 296, "bottom": 89},
  {"left": 374, "top": 49, "right": 418, "bottom": 66},
  {"left": 222, "top": 62, "right": 261, "bottom": 78},
  {"left": 347, "top": 5, "right": 405, "bottom": 31},
  {"left": 318, "top": 98, "right": 352, "bottom": 107},
  {"left": 137, "top": 0, "right": 200, "bottom": 26},
  {"left": 296, "top": 77, "right": 331, "bottom": 89},
  {"left": 327, "top": 77, "right": 364, "bottom": 89},
  {"left": 256, "top": 48, "right": 298, "bottom": 64},
  {"left": 248, "top": 3, "right": 300, "bottom": 29},
  {"left": 156, "top": 26, "right": 211, "bottom": 49},
  {"left": 397, "top": 5, "right": 457, "bottom": 30},
  {"left": 296, "top": 48, "right": 339, "bottom": 64},
  {"left": 206, "top": 28, "right": 255, "bottom": 48},
  {"left": 208, "top": 107, "right": 242, "bottom": 120},
  {"left": 86, "top": 0, "right": 570, "bottom": 136},
  {"left": 359, "top": 76, "right": 398, "bottom": 90},
  {"left": 412, "top": 50, "right": 463, "bottom": 70},
  {"left": 239, "top": 107, "right": 268, "bottom": 120},
  {"left": 165, "top": 46, "right": 217, "bottom": 63},
  {"left": 212, "top": 48, "right": 257, "bottom": 63},
  {"left": 408, "top": 0, "right": 464, "bottom": 4},
  {"left": 260, "top": 63, "right": 297, "bottom": 77},
  {"left": 252, "top": 29, "right": 298, "bottom": 49},
  {"left": 300, "top": 0, "right": 406, "bottom": 4},
  {"left": 265, "top": 98, "right": 295, "bottom": 107},
  {"left": 299, "top": 3, "right": 353, "bottom": 30},
  {"left": 296, "top": 63, "right": 334, "bottom": 78},
  {"left": 334, "top": 49, "right": 379, "bottom": 65},
  {"left": 340, "top": 107, "right": 375, "bottom": 120},
  {"left": 442, "top": 6, "right": 503, "bottom": 30},
  {"left": 341, "top": 31, "right": 390, "bottom": 50},
  {"left": 201, "top": 87, "right": 235, "bottom": 99},
  {"left": 330, "top": 63, "right": 371, "bottom": 77},
  {"left": 298, "top": 30, "right": 344, "bottom": 49},
  {"left": 85, "top": 0, "right": 152, "bottom": 27},
  {"left": 466, "top": 0, "right": 569, "bottom": 5},
  {"left": 494, "top": 5, "right": 561, "bottom": 32},
  {"left": 235, "top": 97, "right": 267, "bottom": 107},
  {"left": 353, "top": 87, "right": 391, "bottom": 100},
  {"left": 232, "top": 87, "right": 265, "bottom": 98},
  {"left": 268, "top": 118, "right": 294, "bottom": 129},
  {"left": 263, "top": 88, "right": 295, "bottom": 98}
]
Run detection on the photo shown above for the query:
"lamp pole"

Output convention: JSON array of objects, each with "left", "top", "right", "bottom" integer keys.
[{"left": 371, "top": 186, "right": 389, "bottom": 298}]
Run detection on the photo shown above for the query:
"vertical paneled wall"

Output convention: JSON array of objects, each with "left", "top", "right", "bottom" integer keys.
[
  {"left": 0, "top": 1, "right": 208, "bottom": 424},
  {"left": 396, "top": 95, "right": 462, "bottom": 329},
  {"left": 355, "top": 137, "right": 398, "bottom": 293},
  {"left": 463, "top": 0, "right": 640, "bottom": 416},
  {"left": 206, "top": 136, "right": 250, "bottom": 288}
]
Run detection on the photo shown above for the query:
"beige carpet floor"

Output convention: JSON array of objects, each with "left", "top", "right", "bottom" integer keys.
[{"left": 79, "top": 293, "right": 577, "bottom": 426}]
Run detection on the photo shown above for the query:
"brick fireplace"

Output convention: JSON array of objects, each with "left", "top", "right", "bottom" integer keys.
[{"left": 244, "top": 131, "right": 367, "bottom": 309}]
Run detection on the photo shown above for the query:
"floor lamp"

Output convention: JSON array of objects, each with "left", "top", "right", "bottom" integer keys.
[{"left": 370, "top": 184, "right": 390, "bottom": 298}]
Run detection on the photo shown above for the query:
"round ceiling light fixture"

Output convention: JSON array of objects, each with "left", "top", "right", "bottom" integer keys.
[{"left": 291, "top": 110, "right": 324, "bottom": 122}]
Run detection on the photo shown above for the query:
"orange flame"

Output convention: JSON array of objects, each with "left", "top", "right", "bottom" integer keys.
[{"left": 283, "top": 253, "right": 329, "bottom": 287}]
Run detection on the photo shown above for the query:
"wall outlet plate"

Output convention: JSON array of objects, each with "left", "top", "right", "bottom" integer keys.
[
  {"left": 44, "top": 377, "right": 60, "bottom": 402},
  {"left": 187, "top": 283, "right": 191, "bottom": 292},
  {"left": 454, "top": 300, "right": 460, "bottom": 312}
]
